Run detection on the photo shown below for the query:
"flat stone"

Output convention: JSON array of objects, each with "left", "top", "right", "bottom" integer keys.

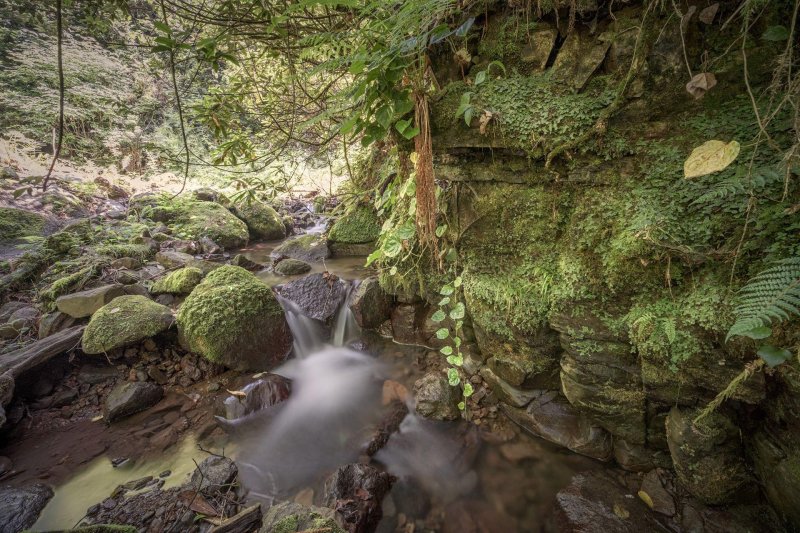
[
  {"left": 56, "top": 284, "right": 126, "bottom": 318},
  {"left": 0, "top": 484, "right": 54, "bottom": 532},
  {"left": 155, "top": 251, "right": 194, "bottom": 269},
  {"left": 190, "top": 456, "right": 237, "bottom": 491},
  {"left": 104, "top": 382, "right": 163, "bottom": 422},
  {"left": 479, "top": 367, "right": 537, "bottom": 408}
]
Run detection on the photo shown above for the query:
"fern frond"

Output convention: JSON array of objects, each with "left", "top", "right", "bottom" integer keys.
[{"left": 727, "top": 257, "right": 800, "bottom": 340}]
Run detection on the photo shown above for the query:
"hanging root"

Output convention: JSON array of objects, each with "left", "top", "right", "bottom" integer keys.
[
  {"left": 693, "top": 359, "right": 765, "bottom": 424},
  {"left": 413, "top": 90, "right": 439, "bottom": 263}
]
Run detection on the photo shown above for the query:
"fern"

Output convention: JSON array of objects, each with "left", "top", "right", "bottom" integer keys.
[{"left": 727, "top": 257, "right": 800, "bottom": 340}]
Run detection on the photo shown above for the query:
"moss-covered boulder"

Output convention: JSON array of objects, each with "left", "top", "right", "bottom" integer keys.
[
  {"left": 0, "top": 207, "right": 47, "bottom": 243},
  {"left": 274, "top": 258, "right": 312, "bottom": 276},
  {"left": 665, "top": 407, "right": 750, "bottom": 505},
  {"left": 82, "top": 295, "right": 174, "bottom": 354},
  {"left": 233, "top": 201, "right": 286, "bottom": 240},
  {"left": 328, "top": 205, "right": 380, "bottom": 245},
  {"left": 271, "top": 234, "right": 330, "bottom": 263},
  {"left": 171, "top": 201, "right": 249, "bottom": 249},
  {"left": 176, "top": 266, "right": 292, "bottom": 371},
  {"left": 150, "top": 267, "right": 203, "bottom": 295}
]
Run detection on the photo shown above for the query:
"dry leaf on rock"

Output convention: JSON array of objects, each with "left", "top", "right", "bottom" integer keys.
[
  {"left": 699, "top": 3, "right": 719, "bottom": 24},
  {"left": 684, "top": 140, "right": 740, "bottom": 178},
  {"left": 686, "top": 72, "right": 717, "bottom": 99}
]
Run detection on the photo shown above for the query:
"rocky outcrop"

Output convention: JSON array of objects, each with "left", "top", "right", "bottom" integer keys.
[
  {"left": 56, "top": 284, "right": 126, "bottom": 318},
  {"left": 177, "top": 266, "right": 292, "bottom": 371},
  {"left": 0, "top": 483, "right": 54, "bottom": 533},
  {"left": 271, "top": 234, "right": 331, "bottom": 263},
  {"left": 81, "top": 296, "right": 174, "bottom": 354},
  {"left": 349, "top": 277, "right": 391, "bottom": 329},
  {"left": 665, "top": 407, "right": 749, "bottom": 505}
]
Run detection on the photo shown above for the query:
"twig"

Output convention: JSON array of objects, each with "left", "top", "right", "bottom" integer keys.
[{"left": 42, "top": 0, "right": 65, "bottom": 192}]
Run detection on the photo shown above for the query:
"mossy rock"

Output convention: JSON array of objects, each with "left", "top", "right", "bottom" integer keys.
[
  {"left": 0, "top": 207, "right": 47, "bottom": 243},
  {"left": 271, "top": 234, "right": 330, "bottom": 263},
  {"left": 233, "top": 201, "right": 286, "bottom": 240},
  {"left": 81, "top": 295, "right": 174, "bottom": 354},
  {"left": 171, "top": 201, "right": 249, "bottom": 249},
  {"left": 274, "top": 258, "right": 312, "bottom": 276},
  {"left": 260, "top": 501, "right": 344, "bottom": 533},
  {"left": 150, "top": 267, "right": 203, "bottom": 295},
  {"left": 176, "top": 266, "right": 292, "bottom": 371},
  {"left": 328, "top": 205, "right": 380, "bottom": 244}
]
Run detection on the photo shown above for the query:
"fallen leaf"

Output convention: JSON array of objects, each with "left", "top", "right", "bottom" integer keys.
[
  {"left": 638, "top": 490, "right": 654, "bottom": 509},
  {"left": 684, "top": 139, "right": 740, "bottom": 178},
  {"left": 613, "top": 502, "right": 630, "bottom": 519},
  {"left": 699, "top": 3, "right": 719, "bottom": 24},
  {"left": 686, "top": 72, "right": 717, "bottom": 99},
  {"left": 478, "top": 111, "right": 493, "bottom": 135},
  {"left": 226, "top": 389, "right": 247, "bottom": 398},
  {"left": 190, "top": 494, "right": 219, "bottom": 517}
]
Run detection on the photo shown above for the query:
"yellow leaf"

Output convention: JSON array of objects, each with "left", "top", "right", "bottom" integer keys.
[
  {"left": 638, "top": 490, "right": 654, "bottom": 509},
  {"left": 613, "top": 502, "right": 630, "bottom": 518},
  {"left": 226, "top": 389, "right": 247, "bottom": 398},
  {"left": 684, "top": 140, "right": 740, "bottom": 179}
]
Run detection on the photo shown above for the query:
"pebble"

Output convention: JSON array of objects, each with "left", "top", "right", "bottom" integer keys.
[
  {"left": 207, "top": 382, "right": 220, "bottom": 393},
  {"left": 142, "top": 338, "right": 157, "bottom": 352},
  {"left": 159, "top": 470, "right": 171, "bottom": 478}
]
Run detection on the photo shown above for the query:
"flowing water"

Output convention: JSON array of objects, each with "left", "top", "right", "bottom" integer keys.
[{"left": 25, "top": 232, "right": 602, "bottom": 532}]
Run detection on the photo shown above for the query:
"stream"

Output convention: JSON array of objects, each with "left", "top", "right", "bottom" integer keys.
[{"left": 26, "top": 230, "right": 602, "bottom": 532}]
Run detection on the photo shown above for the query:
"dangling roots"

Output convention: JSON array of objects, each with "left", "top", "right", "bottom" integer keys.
[{"left": 414, "top": 91, "right": 439, "bottom": 264}]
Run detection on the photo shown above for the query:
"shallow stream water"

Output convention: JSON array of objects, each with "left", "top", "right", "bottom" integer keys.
[{"left": 25, "top": 233, "right": 602, "bottom": 532}]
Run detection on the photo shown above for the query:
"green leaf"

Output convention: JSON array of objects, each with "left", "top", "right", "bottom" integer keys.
[
  {"left": 458, "top": 401, "right": 466, "bottom": 411},
  {"left": 349, "top": 59, "right": 365, "bottom": 74},
  {"left": 440, "top": 285, "right": 454, "bottom": 296},
  {"left": 464, "top": 106, "right": 474, "bottom": 126},
  {"left": 757, "top": 345, "right": 792, "bottom": 367},
  {"left": 454, "top": 336, "right": 462, "bottom": 347},
  {"left": 436, "top": 328, "right": 450, "bottom": 339},
  {"left": 376, "top": 105, "right": 392, "bottom": 129},
  {"left": 435, "top": 224, "right": 447, "bottom": 238},
  {"left": 445, "top": 248, "right": 458, "bottom": 262},
  {"left": 762, "top": 25, "right": 790, "bottom": 41},
  {"left": 449, "top": 302, "right": 465, "bottom": 320},
  {"left": 339, "top": 115, "right": 359, "bottom": 135},
  {"left": 741, "top": 326, "right": 772, "bottom": 340},
  {"left": 431, "top": 309, "right": 446, "bottom": 322},
  {"left": 446, "top": 355, "right": 463, "bottom": 366},
  {"left": 383, "top": 235, "right": 403, "bottom": 257},
  {"left": 394, "top": 118, "right": 411, "bottom": 134},
  {"left": 453, "top": 276, "right": 462, "bottom": 288},
  {"left": 439, "top": 296, "right": 450, "bottom": 306},
  {"left": 365, "top": 249, "right": 383, "bottom": 267},
  {"left": 154, "top": 21, "right": 171, "bottom": 33},
  {"left": 401, "top": 126, "right": 420, "bottom": 140},
  {"left": 474, "top": 70, "right": 486, "bottom": 86},
  {"left": 463, "top": 383, "right": 474, "bottom": 397},
  {"left": 448, "top": 368, "right": 460, "bottom": 386},
  {"left": 440, "top": 346, "right": 453, "bottom": 355},
  {"left": 395, "top": 222, "right": 416, "bottom": 240}
]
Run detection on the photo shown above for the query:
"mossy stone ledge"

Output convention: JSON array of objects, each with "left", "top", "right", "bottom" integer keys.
[{"left": 81, "top": 295, "right": 174, "bottom": 354}]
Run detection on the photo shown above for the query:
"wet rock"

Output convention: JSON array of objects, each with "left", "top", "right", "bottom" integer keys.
[
  {"left": 274, "top": 258, "right": 312, "bottom": 276},
  {"left": 501, "top": 391, "right": 613, "bottom": 461},
  {"left": 479, "top": 367, "right": 537, "bottom": 408},
  {"left": 327, "top": 205, "right": 380, "bottom": 246},
  {"left": 56, "top": 284, "right": 126, "bottom": 318},
  {"left": 199, "top": 236, "right": 222, "bottom": 255},
  {"left": 150, "top": 267, "right": 203, "bottom": 295},
  {"left": 177, "top": 266, "right": 292, "bottom": 371},
  {"left": 553, "top": 30, "right": 611, "bottom": 91},
  {"left": 275, "top": 272, "right": 349, "bottom": 324},
  {"left": 390, "top": 304, "right": 418, "bottom": 344},
  {"left": 551, "top": 471, "right": 667, "bottom": 532},
  {"left": 349, "top": 277, "right": 391, "bottom": 329},
  {"left": 0, "top": 483, "right": 54, "bottom": 533},
  {"left": 232, "top": 200, "right": 286, "bottom": 241},
  {"left": 155, "top": 250, "right": 194, "bottom": 269},
  {"left": 613, "top": 439, "right": 671, "bottom": 473},
  {"left": 190, "top": 456, "right": 237, "bottom": 491},
  {"left": 209, "top": 503, "right": 262, "bottom": 533},
  {"left": 220, "top": 374, "right": 291, "bottom": 420},
  {"left": 260, "top": 501, "right": 343, "bottom": 533},
  {"left": 638, "top": 469, "right": 675, "bottom": 516},
  {"left": 81, "top": 296, "right": 174, "bottom": 354},
  {"left": 323, "top": 463, "right": 394, "bottom": 533},
  {"left": 104, "top": 381, "right": 163, "bottom": 422},
  {"left": 665, "top": 407, "right": 749, "bottom": 505},
  {"left": 230, "top": 254, "right": 262, "bottom": 271},
  {"left": 270, "top": 234, "right": 331, "bottom": 263},
  {"left": 0, "top": 301, "right": 28, "bottom": 323},
  {"left": 413, "top": 372, "right": 460, "bottom": 421},
  {"left": 38, "top": 311, "right": 78, "bottom": 339}
]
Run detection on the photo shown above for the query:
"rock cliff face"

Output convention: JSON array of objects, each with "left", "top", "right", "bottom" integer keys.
[{"left": 378, "top": 0, "right": 799, "bottom": 527}]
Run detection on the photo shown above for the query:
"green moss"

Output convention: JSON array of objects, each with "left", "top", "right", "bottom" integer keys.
[
  {"left": 234, "top": 200, "right": 286, "bottom": 240},
  {"left": 39, "top": 265, "right": 98, "bottom": 309},
  {"left": 328, "top": 205, "right": 381, "bottom": 244},
  {"left": 176, "top": 265, "right": 286, "bottom": 365},
  {"left": 0, "top": 207, "right": 46, "bottom": 242},
  {"left": 93, "top": 243, "right": 154, "bottom": 261},
  {"left": 151, "top": 267, "right": 203, "bottom": 295},
  {"left": 82, "top": 295, "right": 174, "bottom": 354},
  {"left": 272, "top": 515, "right": 299, "bottom": 533}
]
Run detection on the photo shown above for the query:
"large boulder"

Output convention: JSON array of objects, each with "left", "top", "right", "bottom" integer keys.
[
  {"left": 150, "top": 267, "right": 203, "bottom": 295},
  {"left": 665, "top": 407, "right": 749, "bottom": 505},
  {"left": 104, "top": 381, "right": 164, "bottom": 422},
  {"left": 233, "top": 201, "right": 286, "bottom": 240},
  {"left": 189, "top": 456, "right": 238, "bottom": 491},
  {"left": 349, "top": 277, "right": 391, "bottom": 329},
  {"left": 0, "top": 207, "right": 47, "bottom": 244},
  {"left": 177, "top": 266, "right": 292, "bottom": 371},
  {"left": 275, "top": 273, "right": 349, "bottom": 324},
  {"left": 0, "top": 483, "right": 53, "bottom": 533},
  {"left": 56, "top": 284, "right": 126, "bottom": 318},
  {"left": 323, "top": 463, "right": 394, "bottom": 533},
  {"left": 413, "top": 372, "right": 460, "bottom": 421},
  {"left": 81, "top": 296, "right": 174, "bottom": 354},
  {"left": 271, "top": 234, "right": 331, "bottom": 263},
  {"left": 328, "top": 205, "right": 380, "bottom": 256}
]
